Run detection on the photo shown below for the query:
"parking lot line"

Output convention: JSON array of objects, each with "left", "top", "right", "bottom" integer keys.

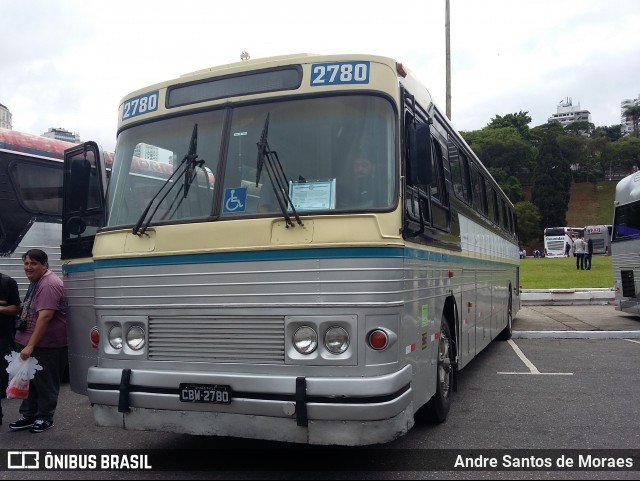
[{"left": 497, "top": 339, "right": 574, "bottom": 376}]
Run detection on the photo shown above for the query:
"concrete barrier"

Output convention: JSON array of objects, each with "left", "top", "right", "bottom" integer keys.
[{"left": 520, "top": 288, "right": 614, "bottom": 306}]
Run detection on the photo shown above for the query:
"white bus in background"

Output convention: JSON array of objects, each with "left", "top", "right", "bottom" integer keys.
[
  {"left": 612, "top": 173, "right": 640, "bottom": 313},
  {"left": 543, "top": 226, "right": 584, "bottom": 257},
  {"left": 584, "top": 224, "right": 612, "bottom": 256}
]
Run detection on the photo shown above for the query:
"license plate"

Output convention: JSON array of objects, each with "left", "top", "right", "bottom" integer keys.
[{"left": 179, "top": 383, "right": 232, "bottom": 404}]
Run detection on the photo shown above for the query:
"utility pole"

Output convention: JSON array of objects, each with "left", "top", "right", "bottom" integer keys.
[{"left": 445, "top": 0, "right": 451, "bottom": 120}]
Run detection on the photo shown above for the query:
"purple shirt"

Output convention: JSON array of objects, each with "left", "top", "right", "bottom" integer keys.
[{"left": 15, "top": 271, "right": 67, "bottom": 348}]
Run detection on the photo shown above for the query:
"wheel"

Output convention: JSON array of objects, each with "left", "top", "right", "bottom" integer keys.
[
  {"left": 418, "top": 318, "right": 453, "bottom": 424},
  {"left": 497, "top": 293, "right": 513, "bottom": 341}
]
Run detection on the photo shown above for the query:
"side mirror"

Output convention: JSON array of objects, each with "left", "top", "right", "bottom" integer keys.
[{"left": 408, "top": 123, "right": 433, "bottom": 186}]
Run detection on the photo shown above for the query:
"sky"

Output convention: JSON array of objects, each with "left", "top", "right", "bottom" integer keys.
[{"left": 1, "top": 0, "right": 639, "bottom": 152}]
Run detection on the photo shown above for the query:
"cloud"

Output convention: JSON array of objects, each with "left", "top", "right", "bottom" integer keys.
[{"left": 1, "top": 0, "right": 639, "bottom": 150}]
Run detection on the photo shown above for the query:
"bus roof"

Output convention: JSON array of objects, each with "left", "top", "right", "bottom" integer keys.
[
  {"left": 0, "top": 128, "right": 113, "bottom": 167},
  {"left": 615, "top": 172, "right": 640, "bottom": 207},
  {"left": 117, "top": 53, "right": 436, "bottom": 131},
  {"left": 0, "top": 127, "right": 76, "bottom": 159}
]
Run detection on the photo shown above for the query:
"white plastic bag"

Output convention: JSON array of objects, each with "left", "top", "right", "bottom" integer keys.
[{"left": 4, "top": 351, "right": 43, "bottom": 399}]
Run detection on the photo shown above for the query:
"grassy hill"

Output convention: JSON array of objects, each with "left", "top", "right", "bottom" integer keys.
[
  {"left": 520, "top": 181, "right": 617, "bottom": 289},
  {"left": 523, "top": 180, "right": 617, "bottom": 252},
  {"left": 565, "top": 181, "right": 616, "bottom": 227}
]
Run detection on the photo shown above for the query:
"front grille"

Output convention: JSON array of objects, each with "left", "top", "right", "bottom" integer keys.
[
  {"left": 148, "top": 316, "right": 285, "bottom": 363},
  {"left": 547, "top": 241, "right": 564, "bottom": 252}
]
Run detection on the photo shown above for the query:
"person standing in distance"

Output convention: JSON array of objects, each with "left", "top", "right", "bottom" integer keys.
[
  {"left": 585, "top": 237, "right": 594, "bottom": 270},
  {"left": 9, "top": 249, "right": 67, "bottom": 433},
  {"left": 573, "top": 236, "right": 586, "bottom": 270},
  {"left": 0, "top": 272, "right": 21, "bottom": 425}
]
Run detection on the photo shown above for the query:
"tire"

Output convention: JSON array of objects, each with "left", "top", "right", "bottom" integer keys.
[
  {"left": 497, "top": 293, "right": 513, "bottom": 341},
  {"left": 419, "top": 318, "right": 453, "bottom": 424}
]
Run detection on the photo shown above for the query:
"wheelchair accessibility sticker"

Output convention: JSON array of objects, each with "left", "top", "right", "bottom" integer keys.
[{"left": 223, "top": 187, "right": 247, "bottom": 213}]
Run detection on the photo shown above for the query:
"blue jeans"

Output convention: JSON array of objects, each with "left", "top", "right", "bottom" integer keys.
[
  {"left": 576, "top": 253, "right": 585, "bottom": 269},
  {"left": 15, "top": 344, "right": 68, "bottom": 421}
]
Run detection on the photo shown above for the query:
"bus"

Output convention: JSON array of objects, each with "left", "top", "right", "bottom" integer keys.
[
  {"left": 62, "top": 53, "right": 520, "bottom": 445},
  {"left": 0, "top": 128, "right": 89, "bottom": 295},
  {"left": 584, "top": 224, "right": 612, "bottom": 256},
  {"left": 612, "top": 173, "right": 640, "bottom": 313},
  {"left": 543, "top": 226, "right": 584, "bottom": 257},
  {"left": 0, "top": 128, "right": 115, "bottom": 391}
]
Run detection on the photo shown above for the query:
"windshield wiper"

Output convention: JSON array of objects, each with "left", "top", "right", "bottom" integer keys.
[
  {"left": 132, "top": 124, "right": 200, "bottom": 236},
  {"left": 255, "top": 113, "right": 302, "bottom": 228},
  {"left": 183, "top": 124, "right": 202, "bottom": 198},
  {"left": 162, "top": 125, "right": 205, "bottom": 220}
]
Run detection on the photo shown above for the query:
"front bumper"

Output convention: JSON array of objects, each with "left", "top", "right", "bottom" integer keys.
[{"left": 87, "top": 364, "right": 414, "bottom": 445}]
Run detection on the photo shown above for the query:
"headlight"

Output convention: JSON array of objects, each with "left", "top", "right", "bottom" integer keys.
[
  {"left": 324, "top": 326, "right": 349, "bottom": 354},
  {"left": 108, "top": 326, "right": 123, "bottom": 350},
  {"left": 293, "top": 326, "right": 318, "bottom": 354},
  {"left": 126, "top": 326, "right": 146, "bottom": 351}
]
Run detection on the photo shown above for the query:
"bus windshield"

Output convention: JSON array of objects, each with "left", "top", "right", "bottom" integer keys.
[{"left": 106, "top": 95, "right": 396, "bottom": 228}]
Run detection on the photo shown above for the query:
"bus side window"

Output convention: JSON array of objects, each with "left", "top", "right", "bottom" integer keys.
[
  {"left": 430, "top": 140, "right": 450, "bottom": 231},
  {"left": 470, "top": 163, "right": 487, "bottom": 216}
]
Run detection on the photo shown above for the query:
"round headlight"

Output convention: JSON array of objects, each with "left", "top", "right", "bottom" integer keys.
[
  {"left": 293, "top": 326, "right": 318, "bottom": 354},
  {"left": 108, "top": 325, "right": 123, "bottom": 350},
  {"left": 126, "top": 326, "right": 146, "bottom": 351},
  {"left": 324, "top": 326, "right": 350, "bottom": 354}
]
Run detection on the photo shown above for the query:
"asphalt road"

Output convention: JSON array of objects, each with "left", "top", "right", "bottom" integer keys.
[{"left": 1, "top": 304, "right": 639, "bottom": 480}]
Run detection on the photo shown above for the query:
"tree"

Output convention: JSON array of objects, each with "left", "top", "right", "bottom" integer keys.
[
  {"left": 609, "top": 136, "right": 640, "bottom": 174},
  {"left": 556, "top": 132, "right": 587, "bottom": 181},
  {"left": 486, "top": 111, "right": 532, "bottom": 139},
  {"left": 564, "top": 120, "right": 595, "bottom": 137},
  {"left": 488, "top": 168, "right": 524, "bottom": 203},
  {"left": 623, "top": 105, "right": 640, "bottom": 137},
  {"left": 592, "top": 125, "right": 623, "bottom": 142},
  {"left": 531, "top": 131, "right": 572, "bottom": 228},
  {"left": 461, "top": 126, "right": 536, "bottom": 185},
  {"left": 514, "top": 201, "right": 541, "bottom": 246}
]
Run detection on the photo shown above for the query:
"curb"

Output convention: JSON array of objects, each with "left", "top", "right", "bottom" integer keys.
[
  {"left": 520, "top": 289, "right": 614, "bottom": 306},
  {"left": 512, "top": 330, "right": 640, "bottom": 339}
]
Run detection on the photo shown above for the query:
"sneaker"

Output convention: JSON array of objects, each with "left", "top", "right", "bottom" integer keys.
[
  {"left": 30, "top": 418, "right": 54, "bottom": 433},
  {"left": 9, "top": 416, "right": 36, "bottom": 431}
]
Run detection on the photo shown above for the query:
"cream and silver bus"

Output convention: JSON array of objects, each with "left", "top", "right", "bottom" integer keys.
[{"left": 62, "top": 53, "right": 520, "bottom": 445}]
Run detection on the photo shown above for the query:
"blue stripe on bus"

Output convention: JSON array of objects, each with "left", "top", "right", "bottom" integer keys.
[
  {"left": 63, "top": 247, "right": 406, "bottom": 272},
  {"left": 62, "top": 262, "right": 95, "bottom": 274},
  {"left": 61, "top": 246, "right": 515, "bottom": 273}
]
